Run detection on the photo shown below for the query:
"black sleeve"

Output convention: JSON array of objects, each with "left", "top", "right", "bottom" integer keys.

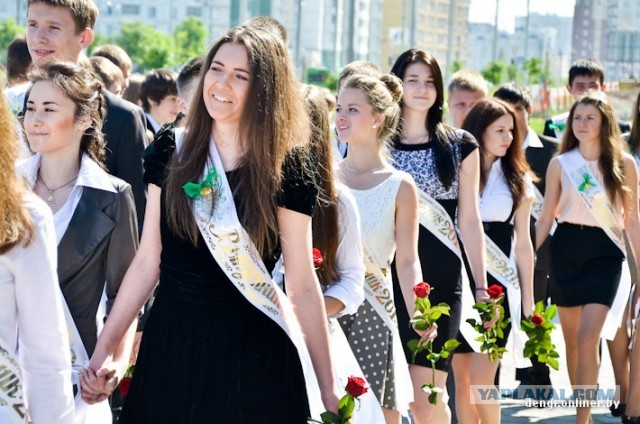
[
  {"left": 458, "top": 130, "right": 479, "bottom": 162},
  {"left": 543, "top": 118, "right": 555, "bottom": 138},
  {"left": 143, "top": 124, "right": 176, "bottom": 187},
  {"left": 277, "top": 147, "right": 318, "bottom": 217}
]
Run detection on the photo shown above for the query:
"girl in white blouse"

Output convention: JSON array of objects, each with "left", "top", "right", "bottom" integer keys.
[
  {"left": 0, "top": 83, "right": 74, "bottom": 423},
  {"left": 453, "top": 98, "right": 535, "bottom": 424}
]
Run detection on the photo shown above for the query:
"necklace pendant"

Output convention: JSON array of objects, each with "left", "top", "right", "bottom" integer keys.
[{"left": 46, "top": 193, "right": 55, "bottom": 204}]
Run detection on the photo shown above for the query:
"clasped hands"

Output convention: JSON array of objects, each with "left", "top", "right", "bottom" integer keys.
[{"left": 80, "top": 366, "right": 119, "bottom": 404}]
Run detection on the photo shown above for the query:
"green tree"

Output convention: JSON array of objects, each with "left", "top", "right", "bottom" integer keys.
[
  {"left": 450, "top": 60, "right": 463, "bottom": 74},
  {"left": 481, "top": 60, "right": 506, "bottom": 86},
  {"left": 110, "top": 21, "right": 173, "bottom": 70},
  {"left": 506, "top": 62, "right": 520, "bottom": 83},
  {"left": 0, "top": 18, "right": 26, "bottom": 62},
  {"left": 523, "top": 57, "right": 542, "bottom": 84},
  {"left": 173, "top": 17, "right": 208, "bottom": 66}
]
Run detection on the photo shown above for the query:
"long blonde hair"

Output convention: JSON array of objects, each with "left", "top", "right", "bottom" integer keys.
[
  {"left": 0, "top": 84, "right": 33, "bottom": 254},
  {"left": 560, "top": 91, "right": 628, "bottom": 206},
  {"left": 165, "top": 27, "right": 310, "bottom": 255}
]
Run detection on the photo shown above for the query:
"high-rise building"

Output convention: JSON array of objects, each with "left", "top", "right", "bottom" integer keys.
[{"left": 571, "top": 0, "right": 608, "bottom": 62}]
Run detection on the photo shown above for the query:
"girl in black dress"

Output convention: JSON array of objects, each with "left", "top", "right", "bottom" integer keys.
[
  {"left": 389, "top": 49, "right": 489, "bottom": 424},
  {"left": 81, "top": 27, "right": 340, "bottom": 423},
  {"left": 536, "top": 92, "right": 640, "bottom": 424},
  {"left": 455, "top": 98, "right": 536, "bottom": 423}
]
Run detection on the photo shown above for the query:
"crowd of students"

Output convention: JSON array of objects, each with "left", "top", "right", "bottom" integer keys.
[{"left": 2, "top": 1, "right": 640, "bottom": 424}]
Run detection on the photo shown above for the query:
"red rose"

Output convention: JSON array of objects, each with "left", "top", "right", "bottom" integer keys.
[
  {"left": 118, "top": 376, "right": 132, "bottom": 397},
  {"left": 531, "top": 313, "right": 545, "bottom": 326},
  {"left": 345, "top": 376, "right": 369, "bottom": 398},
  {"left": 312, "top": 248, "right": 324, "bottom": 268},
  {"left": 412, "top": 282, "right": 431, "bottom": 298},
  {"left": 486, "top": 284, "right": 504, "bottom": 300}
]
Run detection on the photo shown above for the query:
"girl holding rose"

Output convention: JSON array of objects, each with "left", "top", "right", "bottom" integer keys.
[{"left": 454, "top": 98, "right": 536, "bottom": 423}]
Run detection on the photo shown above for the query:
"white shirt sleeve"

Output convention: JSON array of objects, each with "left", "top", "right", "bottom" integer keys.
[
  {"left": 14, "top": 197, "right": 74, "bottom": 423},
  {"left": 323, "top": 188, "right": 365, "bottom": 318}
]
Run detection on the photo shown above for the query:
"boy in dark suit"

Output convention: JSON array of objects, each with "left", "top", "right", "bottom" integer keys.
[{"left": 5, "top": 0, "right": 147, "bottom": 230}]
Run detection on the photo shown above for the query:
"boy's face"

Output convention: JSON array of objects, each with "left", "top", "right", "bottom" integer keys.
[
  {"left": 448, "top": 87, "right": 485, "bottom": 128},
  {"left": 567, "top": 74, "right": 604, "bottom": 100},
  {"left": 27, "top": 2, "right": 93, "bottom": 64}
]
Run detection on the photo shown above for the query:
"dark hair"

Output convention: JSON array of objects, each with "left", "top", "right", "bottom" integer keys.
[
  {"left": 177, "top": 56, "right": 204, "bottom": 94},
  {"left": 27, "top": 0, "right": 98, "bottom": 32},
  {"left": 140, "top": 69, "right": 178, "bottom": 112},
  {"left": 26, "top": 60, "right": 106, "bottom": 167},
  {"left": 493, "top": 82, "right": 532, "bottom": 110},
  {"left": 92, "top": 44, "right": 133, "bottom": 73},
  {"left": 242, "top": 16, "right": 289, "bottom": 45},
  {"left": 165, "top": 27, "right": 310, "bottom": 254},
  {"left": 629, "top": 90, "right": 640, "bottom": 154},
  {"left": 7, "top": 36, "right": 32, "bottom": 85},
  {"left": 338, "top": 61, "right": 381, "bottom": 91},
  {"left": 122, "top": 73, "right": 144, "bottom": 105},
  {"left": 303, "top": 85, "right": 339, "bottom": 286},
  {"left": 462, "top": 98, "right": 533, "bottom": 210},
  {"left": 568, "top": 59, "right": 605, "bottom": 86},
  {"left": 391, "top": 48, "right": 460, "bottom": 189},
  {"left": 560, "top": 91, "right": 627, "bottom": 206}
]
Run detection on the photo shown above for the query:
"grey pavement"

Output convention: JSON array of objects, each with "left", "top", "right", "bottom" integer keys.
[{"left": 498, "top": 314, "right": 621, "bottom": 424}]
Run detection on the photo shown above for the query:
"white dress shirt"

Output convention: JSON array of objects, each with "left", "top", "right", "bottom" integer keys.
[
  {"left": 18, "top": 153, "right": 117, "bottom": 245},
  {"left": 0, "top": 194, "right": 74, "bottom": 423},
  {"left": 145, "top": 113, "right": 161, "bottom": 134},
  {"left": 273, "top": 186, "right": 366, "bottom": 318},
  {"left": 479, "top": 159, "right": 534, "bottom": 223},
  {"left": 523, "top": 126, "right": 543, "bottom": 149}
]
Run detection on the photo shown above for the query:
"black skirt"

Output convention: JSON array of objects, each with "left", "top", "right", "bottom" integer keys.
[{"left": 549, "top": 222, "right": 624, "bottom": 307}]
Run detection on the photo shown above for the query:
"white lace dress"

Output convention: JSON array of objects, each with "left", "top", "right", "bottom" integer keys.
[{"left": 338, "top": 170, "right": 406, "bottom": 410}]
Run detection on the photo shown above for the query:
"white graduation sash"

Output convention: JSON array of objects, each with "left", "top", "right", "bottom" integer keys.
[
  {"left": 557, "top": 149, "right": 631, "bottom": 340},
  {"left": 480, "top": 163, "right": 530, "bottom": 367},
  {"left": 361, "top": 244, "right": 412, "bottom": 414},
  {"left": 531, "top": 184, "right": 557, "bottom": 235},
  {"left": 189, "top": 135, "right": 323, "bottom": 419},
  {"left": 416, "top": 189, "right": 483, "bottom": 352},
  {"left": 60, "top": 297, "right": 111, "bottom": 424},
  {"left": 327, "top": 320, "right": 385, "bottom": 423},
  {"left": 483, "top": 235, "right": 531, "bottom": 367},
  {"left": 0, "top": 337, "right": 27, "bottom": 423}
]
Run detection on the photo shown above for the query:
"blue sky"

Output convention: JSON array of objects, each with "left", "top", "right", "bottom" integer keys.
[{"left": 469, "top": 0, "right": 576, "bottom": 33}]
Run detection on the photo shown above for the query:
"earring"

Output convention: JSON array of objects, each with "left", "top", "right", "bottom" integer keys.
[{"left": 372, "top": 124, "right": 377, "bottom": 128}]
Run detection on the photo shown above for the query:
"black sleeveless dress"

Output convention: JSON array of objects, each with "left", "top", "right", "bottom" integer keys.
[
  {"left": 119, "top": 128, "right": 315, "bottom": 423},
  {"left": 390, "top": 129, "right": 478, "bottom": 371}
]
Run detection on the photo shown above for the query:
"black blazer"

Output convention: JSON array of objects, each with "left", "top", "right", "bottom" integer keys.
[
  {"left": 102, "top": 91, "right": 148, "bottom": 231},
  {"left": 58, "top": 176, "right": 139, "bottom": 356},
  {"left": 525, "top": 133, "right": 559, "bottom": 195}
]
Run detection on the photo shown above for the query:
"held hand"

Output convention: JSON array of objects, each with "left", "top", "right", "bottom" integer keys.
[
  {"left": 321, "top": 388, "right": 341, "bottom": 416},
  {"left": 80, "top": 368, "right": 117, "bottom": 404},
  {"left": 414, "top": 322, "right": 438, "bottom": 344},
  {"left": 483, "top": 305, "right": 501, "bottom": 330},
  {"left": 523, "top": 300, "right": 535, "bottom": 319}
]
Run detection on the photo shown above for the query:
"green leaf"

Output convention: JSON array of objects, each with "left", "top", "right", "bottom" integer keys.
[
  {"left": 428, "top": 311, "right": 443, "bottom": 321},
  {"left": 545, "top": 304, "right": 557, "bottom": 320},
  {"left": 548, "top": 357, "right": 560, "bottom": 370},
  {"left": 441, "top": 350, "right": 450, "bottom": 359},
  {"left": 538, "top": 353, "right": 548, "bottom": 362},
  {"left": 444, "top": 339, "right": 461, "bottom": 351},
  {"left": 319, "top": 411, "right": 341, "bottom": 423},
  {"left": 428, "top": 391, "right": 439, "bottom": 405},
  {"left": 407, "top": 339, "right": 420, "bottom": 353},
  {"left": 340, "top": 397, "right": 355, "bottom": 421}
]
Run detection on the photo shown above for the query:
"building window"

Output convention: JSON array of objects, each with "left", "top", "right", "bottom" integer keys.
[
  {"left": 121, "top": 4, "right": 140, "bottom": 15},
  {"left": 186, "top": 6, "right": 202, "bottom": 17},
  {"left": 148, "top": 7, "right": 156, "bottom": 18}
]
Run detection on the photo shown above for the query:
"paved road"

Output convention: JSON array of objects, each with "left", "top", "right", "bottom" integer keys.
[{"left": 498, "top": 314, "right": 621, "bottom": 424}]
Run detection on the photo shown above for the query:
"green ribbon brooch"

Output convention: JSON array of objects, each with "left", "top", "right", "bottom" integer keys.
[
  {"left": 578, "top": 172, "right": 597, "bottom": 192},
  {"left": 182, "top": 167, "right": 219, "bottom": 199},
  {"left": 548, "top": 122, "right": 566, "bottom": 132}
]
